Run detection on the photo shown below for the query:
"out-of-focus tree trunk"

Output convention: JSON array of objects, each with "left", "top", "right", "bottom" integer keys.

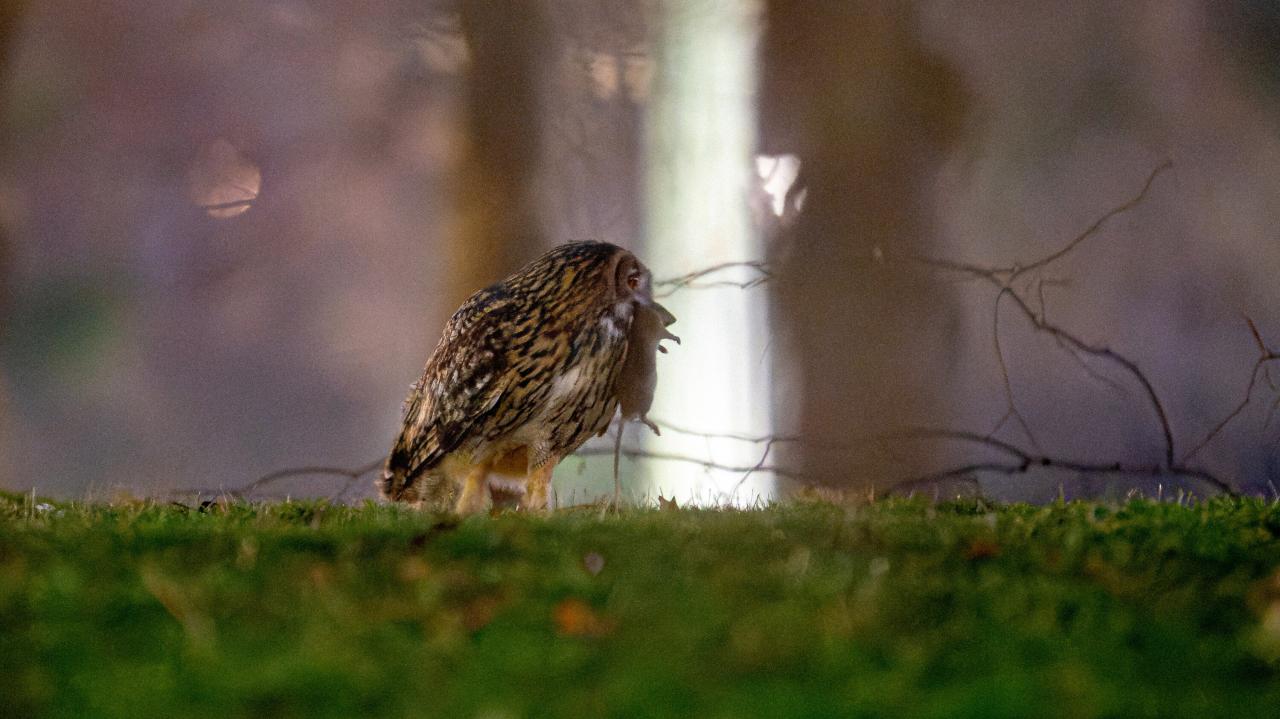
[
  {"left": 642, "top": 0, "right": 774, "bottom": 503},
  {"left": 538, "top": 0, "right": 649, "bottom": 246},
  {"left": 760, "top": 2, "right": 968, "bottom": 491},
  {"left": 0, "top": 0, "right": 22, "bottom": 80},
  {"left": 0, "top": 0, "right": 28, "bottom": 489},
  {"left": 0, "top": 0, "right": 26, "bottom": 313},
  {"left": 450, "top": 0, "right": 550, "bottom": 305}
]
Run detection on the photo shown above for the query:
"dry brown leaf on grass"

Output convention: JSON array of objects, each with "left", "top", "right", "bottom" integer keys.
[
  {"left": 398, "top": 557, "right": 430, "bottom": 582},
  {"left": 553, "top": 598, "right": 616, "bottom": 637},
  {"left": 963, "top": 538, "right": 1001, "bottom": 561},
  {"left": 462, "top": 596, "right": 503, "bottom": 632}
]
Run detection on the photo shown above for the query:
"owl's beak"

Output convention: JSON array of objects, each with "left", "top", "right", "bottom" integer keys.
[
  {"left": 632, "top": 283, "right": 655, "bottom": 307},
  {"left": 633, "top": 288, "right": 674, "bottom": 320}
]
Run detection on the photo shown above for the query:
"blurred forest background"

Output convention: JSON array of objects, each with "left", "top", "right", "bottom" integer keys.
[{"left": 3, "top": 0, "right": 1280, "bottom": 503}]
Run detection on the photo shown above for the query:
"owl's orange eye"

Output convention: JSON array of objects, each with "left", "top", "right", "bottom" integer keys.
[{"left": 627, "top": 273, "right": 640, "bottom": 290}]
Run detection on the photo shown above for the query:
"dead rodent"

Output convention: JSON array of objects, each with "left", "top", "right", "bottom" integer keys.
[{"left": 614, "top": 300, "right": 679, "bottom": 434}]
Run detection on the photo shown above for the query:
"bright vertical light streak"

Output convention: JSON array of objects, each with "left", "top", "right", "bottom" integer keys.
[{"left": 643, "top": 0, "right": 773, "bottom": 506}]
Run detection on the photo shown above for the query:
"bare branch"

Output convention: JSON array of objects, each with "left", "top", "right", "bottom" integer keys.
[
  {"left": 915, "top": 252, "right": 1178, "bottom": 470},
  {"left": 241, "top": 459, "right": 383, "bottom": 495},
  {"left": 886, "top": 430, "right": 1235, "bottom": 498},
  {"left": 911, "top": 162, "right": 1171, "bottom": 287},
  {"left": 1006, "top": 161, "right": 1171, "bottom": 281},
  {"left": 1181, "top": 316, "right": 1280, "bottom": 463},
  {"left": 1057, "top": 341, "right": 1129, "bottom": 396},
  {"left": 653, "top": 260, "right": 772, "bottom": 297},
  {"left": 899, "top": 162, "right": 1245, "bottom": 497},
  {"left": 328, "top": 475, "right": 368, "bottom": 504},
  {"left": 648, "top": 417, "right": 803, "bottom": 444},
  {"left": 889, "top": 458, "right": 1230, "bottom": 498},
  {"left": 1246, "top": 315, "right": 1270, "bottom": 354},
  {"left": 727, "top": 436, "right": 785, "bottom": 499},
  {"left": 182, "top": 159, "right": 1257, "bottom": 506},
  {"left": 1014, "top": 288, "right": 1177, "bottom": 468},
  {"left": 576, "top": 445, "right": 802, "bottom": 479},
  {"left": 889, "top": 427, "right": 1031, "bottom": 462},
  {"left": 177, "top": 458, "right": 384, "bottom": 501},
  {"left": 1037, "top": 277, "right": 1128, "bottom": 395},
  {"left": 991, "top": 288, "right": 1042, "bottom": 450},
  {"left": 889, "top": 463, "right": 1018, "bottom": 496}
]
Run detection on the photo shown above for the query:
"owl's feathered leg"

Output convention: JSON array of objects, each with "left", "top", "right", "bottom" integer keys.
[
  {"left": 488, "top": 447, "right": 527, "bottom": 511},
  {"left": 454, "top": 462, "right": 491, "bottom": 515},
  {"left": 489, "top": 485, "right": 522, "bottom": 510},
  {"left": 521, "top": 458, "right": 559, "bottom": 512}
]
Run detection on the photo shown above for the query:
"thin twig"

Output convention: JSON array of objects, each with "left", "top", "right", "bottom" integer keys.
[
  {"left": 890, "top": 463, "right": 1024, "bottom": 495},
  {"left": 653, "top": 260, "right": 772, "bottom": 297},
  {"left": 991, "top": 288, "right": 1042, "bottom": 450},
  {"left": 887, "top": 433, "right": 1234, "bottom": 498},
  {"left": 902, "top": 162, "right": 1240, "bottom": 497},
  {"left": 190, "top": 161, "right": 1260, "bottom": 505},
  {"left": 576, "top": 445, "right": 802, "bottom": 479},
  {"left": 1005, "top": 161, "right": 1171, "bottom": 282},
  {"left": 1038, "top": 277, "right": 1128, "bottom": 395},
  {"left": 1181, "top": 316, "right": 1280, "bottom": 463},
  {"left": 646, "top": 419, "right": 858, "bottom": 454},
  {"left": 889, "top": 427, "right": 1031, "bottom": 462},
  {"left": 918, "top": 254, "right": 1178, "bottom": 469},
  {"left": 1058, "top": 341, "right": 1129, "bottom": 396},
  {"left": 327, "top": 475, "right": 368, "bottom": 504},
  {"left": 1013, "top": 288, "right": 1177, "bottom": 468},
  {"left": 728, "top": 437, "right": 783, "bottom": 499},
  {"left": 649, "top": 417, "right": 803, "bottom": 444},
  {"left": 188, "top": 458, "right": 384, "bottom": 501}
]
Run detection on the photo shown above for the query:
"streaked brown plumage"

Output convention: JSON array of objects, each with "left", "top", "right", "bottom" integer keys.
[{"left": 381, "top": 241, "right": 677, "bottom": 513}]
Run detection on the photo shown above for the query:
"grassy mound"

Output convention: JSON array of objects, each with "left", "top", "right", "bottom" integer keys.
[{"left": 2, "top": 493, "right": 1279, "bottom": 718}]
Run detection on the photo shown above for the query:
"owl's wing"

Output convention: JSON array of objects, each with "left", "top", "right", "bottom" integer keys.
[{"left": 387, "top": 290, "right": 518, "bottom": 485}]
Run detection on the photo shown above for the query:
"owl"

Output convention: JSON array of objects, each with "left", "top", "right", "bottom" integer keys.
[{"left": 381, "top": 241, "right": 678, "bottom": 513}]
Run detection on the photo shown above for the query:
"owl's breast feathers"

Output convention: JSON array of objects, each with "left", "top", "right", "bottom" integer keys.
[{"left": 382, "top": 243, "right": 634, "bottom": 501}]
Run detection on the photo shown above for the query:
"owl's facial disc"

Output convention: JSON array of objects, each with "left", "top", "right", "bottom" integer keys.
[
  {"left": 612, "top": 253, "right": 654, "bottom": 304},
  {"left": 628, "top": 267, "right": 654, "bottom": 305}
]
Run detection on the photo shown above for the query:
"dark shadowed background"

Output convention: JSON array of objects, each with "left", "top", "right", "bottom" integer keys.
[{"left": 3, "top": 0, "right": 1280, "bottom": 502}]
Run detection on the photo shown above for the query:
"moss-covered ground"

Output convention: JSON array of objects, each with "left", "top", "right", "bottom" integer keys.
[{"left": 3, "top": 492, "right": 1280, "bottom": 718}]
